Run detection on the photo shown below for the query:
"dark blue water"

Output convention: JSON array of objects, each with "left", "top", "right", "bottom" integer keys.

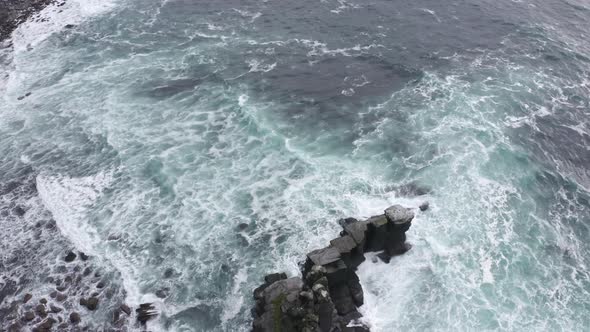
[{"left": 1, "top": 0, "right": 589, "bottom": 330}]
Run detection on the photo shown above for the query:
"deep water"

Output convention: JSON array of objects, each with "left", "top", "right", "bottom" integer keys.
[{"left": 1, "top": 0, "right": 590, "bottom": 331}]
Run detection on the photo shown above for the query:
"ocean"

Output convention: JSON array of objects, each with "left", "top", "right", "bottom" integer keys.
[{"left": 1, "top": 0, "right": 589, "bottom": 331}]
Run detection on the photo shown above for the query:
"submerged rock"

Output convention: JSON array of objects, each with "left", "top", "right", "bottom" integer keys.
[
  {"left": 136, "top": 303, "right": 158, "bottom": 324},
  {"left": 69, "top": 312, "right": 80, "bottom": 324},
  {"left": 120, "top": 304, "right": 131, "bottom": 316},
  {"left": 64, "top": 251, "right": 76, "bottom": 262},
  {"left": 419, "top": 201, "right": 429, "bottom": 211},
  {"left": 251, "top": 204, "right": 415, "bottom": 332}
]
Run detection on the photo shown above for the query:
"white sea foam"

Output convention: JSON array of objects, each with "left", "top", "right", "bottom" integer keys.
[
  {"left": 36, "top": 172, "right": 113, "bottom": 254},
  {"left": 11, "top": 0, "right": 118, "bottom": 53}
]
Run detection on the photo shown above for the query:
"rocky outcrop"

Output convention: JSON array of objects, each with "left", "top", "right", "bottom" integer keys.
[
  {"left": 251, "top": 205, "right": 415, "bottom": 332},
  {"left": 0, "top": 0, "right": 64, "bottom": 41}
]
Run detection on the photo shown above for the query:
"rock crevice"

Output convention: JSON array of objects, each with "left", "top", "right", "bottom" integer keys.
[{"left": 251, "top": 204, "right": 415, "bottom": 332}]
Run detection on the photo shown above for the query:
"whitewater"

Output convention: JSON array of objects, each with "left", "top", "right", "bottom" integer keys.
[{"left": 1, "top": 0, "right": 589, "bottom": 331}]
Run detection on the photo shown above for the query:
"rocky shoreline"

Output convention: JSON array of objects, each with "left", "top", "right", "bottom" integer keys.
[
  {"left": 251, "top": 205, "right": 418, "bottom": 332},
  {"left": 0, "top": 165, "right": 161, "bottom": 331},
  {"left": 0, "top": 0, "right": 64, "bottom": 41}
]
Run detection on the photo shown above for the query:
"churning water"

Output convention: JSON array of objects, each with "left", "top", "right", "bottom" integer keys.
[{"left": 1, "top": 0, "right": 590, "bottom": 331}]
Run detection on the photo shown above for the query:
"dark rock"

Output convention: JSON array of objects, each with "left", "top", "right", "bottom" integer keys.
[
  {"left": 39, "top": 298, "right": 47, "bottom": 304},
  {"left": 317, "top": 302, "right": 334, "bottom": 332},
  {"left": 8, "top": 322, "right": 22, "bottom": 332},
  {"left": 419, "top": 201, "right": 429, "bottom": 211},
  {"left": 64, "top": 251, "right": 76, "bottom": 262},
  {"left": 250, "top": 204, "right": 415, "bottom": 332},
  {"left": 23, "top": 311, "right": 35, "bottom": 321},
  {"left": 35, "top": 304, "right": 47, "bottom": 317},
  {"left": 107, "top": 233, "right": 121, "bottom": 241},
  {"left": 396, "top": 182, "right": 430, "bottom": 196},
  {"left": 23, "top": 293, "right": 32, "bottom": 303},
  {"left": 330, "top": 284, "right": 356, "bottom": 315},
  {"left": 55, "top": 292, "right": 67, "bottom": 302},
  {"left": 347, "top": 276, "right": 364, "bottom": 307},
  {"left": 79, "top": 252, "right": 89, "bottom": 261},
  {"left": 163, "top": 268, "right": 175, "bottom": 278},
  {"left": 331, "top": 235, "right": 364, "bottom": 268},
  {"left": 323, "top": 259, "right": 349, "bottom": 286},
  {"left": 69, "top": 312, "right": 81, "bottom": 324},
  {"left": 50, "top": 304, "right": 63, "bottom": 313},
  {"left": 377, "top": 252, "right": 391, "bottom": 263},
  {"left": 49, "top": 291, "right": 57, "bottom": 298},
  {"left": 37, "top": 318, "right": 56, "bottom": 329},
  {"left": 13, "top": 205, "right": 26, "bottom": 216},
  {"left": 155, "top": 288, "right": 169, "bottom": 298},
  {"left": 84, "top": 297, "right": 99, "bottom": 310},
  {"left": 264, "top": 272, "right": 287, "bottom": 285},
  {"left": 120, "top": 304, "right": 131, "bottom": 316},
  {"left": 306, "top": 246, "right": 341, "bottom": 272},
  {"left": 365, "top": 215, "right": 388, "bottom": 252},
  {"left": 64, "top": 24, "right": 75, "bottom": 28},
  {"left": 237, "top": 223, "right": 249, "bottom": 230},
  {"left": 136, "top": 303, "right": 158, "bottom": 324}
]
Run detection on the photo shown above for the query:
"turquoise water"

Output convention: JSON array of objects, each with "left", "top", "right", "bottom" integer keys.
[{"left": 1, "top": 0, "right": 589, "bottom": 331}]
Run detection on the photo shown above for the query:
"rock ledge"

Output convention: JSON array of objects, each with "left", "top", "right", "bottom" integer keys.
[{"left": 251, "top": 205, "right": 414, "bottom": 332}]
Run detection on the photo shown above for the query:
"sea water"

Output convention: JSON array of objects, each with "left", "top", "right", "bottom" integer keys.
[{"left": 1, "top": 0, "right": 589, "bottom": 331}]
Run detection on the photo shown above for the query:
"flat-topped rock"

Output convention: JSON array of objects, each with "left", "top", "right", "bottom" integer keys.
[
  {"left": 384, "top": 205, "right": 414, "bottom": 225},
  {"left": 307, "top": 247, "right": 341, "bottom": 266},
  {"left": 330, "top": 235, "right": 356, "bottom": 254}
]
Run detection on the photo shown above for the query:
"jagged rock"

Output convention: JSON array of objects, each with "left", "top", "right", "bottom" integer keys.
[
  {"left": 136, "top": 303, "right": 158, "bottom": 324},
  {"left": 79, "top": 252, "right": 89, "bottom": 261},
  {"left": 306, "top": 247, "right": 340, "bottom": 267},
  {"left": 330, "top": 284, "right": 356, "bottom": 315},
  {"left": 251, "top": 204, "right": 414, "bottom": 332},
  {"left": 317, "top": 302, "right": 334, "bottom": 332},
  {"left": 120, "top": 304, "right": 131, "bottom": 316},
  {"left": 323, "top": 259, "right": 349, "bottom": 286},
  {"left": 341, "top": 219, "right": 367, "bottom": 248},
  {"left": 365, "top": 215, "right": 388, "bottom": 252},
  {"left": 23, "top": 293, "right": 32, "bottom": 303},
  {"left": 331, "top": 235, "right": 364, "bottom": 268},
  {"left": 64, "top": 251, "right": 76, "bottom": 262},
  {"left": 264, "top": 272, "right": 287, "bottom": 285},
  {"left": 347, "top": 275, "right": 364, "bottom": 307}
]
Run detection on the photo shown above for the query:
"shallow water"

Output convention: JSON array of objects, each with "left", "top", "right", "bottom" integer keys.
[{"left": 1, "top": 0, "right": 589, "bottom": 331}]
